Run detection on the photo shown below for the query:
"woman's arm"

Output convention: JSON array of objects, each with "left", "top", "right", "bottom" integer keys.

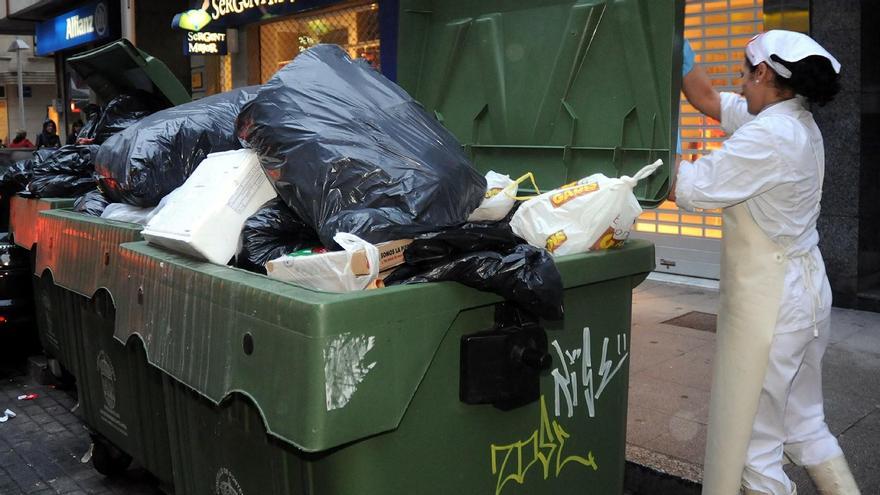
[{"left": 683, "top": 64, "right": 721, "bottom": 122}]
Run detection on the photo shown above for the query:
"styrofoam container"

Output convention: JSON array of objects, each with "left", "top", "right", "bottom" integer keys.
[{"left": 142, "top": 149, "right": 276, "bottom": 265}]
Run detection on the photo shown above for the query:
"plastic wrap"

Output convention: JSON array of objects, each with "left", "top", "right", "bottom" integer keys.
[
  {"left": 386, "top": 243, "right": 564, "bottom": 320},
  {"left": 90, "top": 92, "right": 158, "bottom": 144},
  {"left": 96, "top": 86, "right": 259, "bottom": 207},
  {"left": 0, "top": 159, "right": 34, "bottom": 195},
  {"left": 26, "top": 145, "right": 99, "bottom": 198},
  {"left": 73, "top": 189, "right": 111, "bottom": 217},
  {"left": 236, "top": 45, "right": 485, "bottom": 247},
  {"left": 237, "top": 198, "right": 320, "bottom": 274}
]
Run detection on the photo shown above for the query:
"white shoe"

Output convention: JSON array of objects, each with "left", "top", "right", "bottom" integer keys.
[{"left": 806, "top": 456, "right": 861, "bottom": 495}]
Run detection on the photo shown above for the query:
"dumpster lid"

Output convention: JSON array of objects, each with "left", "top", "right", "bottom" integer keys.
[
  {"left": 396, "top": 0, "right": 683, "bottom": 207},
  {"left": 67, "top": 39, "right": 191, "bottom": 108}
]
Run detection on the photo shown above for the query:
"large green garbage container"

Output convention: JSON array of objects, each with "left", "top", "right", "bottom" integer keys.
[
  {"left": 11, "top": 0, "right": 681, "bottom": 492},
  {"left": 3, "top": 38, "right": 191, "bottom": 486},
  {"left": 8, "top": 196, "right": 76, "bottom": 366},
  {"left": 106, "top": 1, "right": 677, "bottom": 493},
  {"left": 32, "top": 210, "right": 175, "bottom": 485},
  {"left": 109, "top": 241, "right": 652, "bottom": 495}
]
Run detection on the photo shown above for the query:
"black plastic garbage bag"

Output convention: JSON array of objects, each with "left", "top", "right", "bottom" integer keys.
[
  {"left": 401, "top": 222, "right": 523, "bottom": 265},
  {"left": 0, "top": 159, "right": 34, "bottom": 194},
  {"left": 96, "top": 86, "right": 259, "bottom": 207},
  {"left": 91, "top": 92, "right": 157, "bottom": 144},
  {"left": 237, "top": 198, "right": 321, "bottom": 274},
  {"left": 237, "top": 44, "right": 486, "bottom": 248},
  {"left": 0, "top": 149, "right": 61, "bottom": 195},
  {"left": 77, "top": 104, "right": 102, "bottom": 144},
  {"left": 386, "top": 244, "right": 564, "bottom": 320},
  {"left": 73, "top": 189, "right": 111, "bottom": 217},
  {"left": 27, "top": 145, "right": 99, "bottom": 198}
]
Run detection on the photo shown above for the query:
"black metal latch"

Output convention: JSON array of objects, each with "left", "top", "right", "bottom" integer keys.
[{"left": 459, "top": 304, "right": 552, "bottom": 409}]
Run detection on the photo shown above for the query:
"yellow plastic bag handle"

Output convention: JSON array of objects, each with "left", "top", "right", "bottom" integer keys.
[{"left": 506, "top": 172, "right": 542, "bottom": 201}]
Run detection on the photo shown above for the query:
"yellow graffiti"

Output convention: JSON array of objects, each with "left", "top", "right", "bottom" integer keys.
[{"left": 490, "top": 395, "right": 598, "bottom": 495}]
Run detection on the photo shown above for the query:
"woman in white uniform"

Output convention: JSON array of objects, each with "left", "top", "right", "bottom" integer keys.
[{"left": 672, "top": 31, "right": 860, "bottom": 495}]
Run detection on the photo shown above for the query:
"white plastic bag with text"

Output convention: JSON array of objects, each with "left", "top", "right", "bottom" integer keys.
[{"left": 510, "top": 160, "right": 663, "bottom": 256}]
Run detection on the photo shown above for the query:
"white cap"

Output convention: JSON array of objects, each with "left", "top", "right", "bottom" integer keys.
[{"left": 745, "top": 30, "right": 841, "bottom": 78}]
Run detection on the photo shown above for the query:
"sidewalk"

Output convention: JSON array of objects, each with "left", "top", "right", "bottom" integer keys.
[{"left": 626, "top": 275, "right": 880, "bottom": 494}]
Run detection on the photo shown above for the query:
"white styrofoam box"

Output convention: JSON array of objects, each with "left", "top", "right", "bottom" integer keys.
[{"left": 142, "top": 149, "right": 276, "bottom": 265}]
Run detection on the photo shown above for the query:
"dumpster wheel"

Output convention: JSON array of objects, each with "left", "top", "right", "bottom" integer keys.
[{"left": 90, "top": 434, "right": 132, "bottom": 476}]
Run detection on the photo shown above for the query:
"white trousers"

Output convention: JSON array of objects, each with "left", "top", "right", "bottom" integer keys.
[{"left": 742, "top": 318, "right": 844, "bottom": 494}]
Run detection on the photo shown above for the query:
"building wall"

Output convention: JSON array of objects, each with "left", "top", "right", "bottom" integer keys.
[
  {"left": 4, "top": 83, "right": 56, "bottom": 142},
  {"left": 811, "top": 0, "right": 872, "bottom": 308},
  {"left": 0, "top": 34, "right": 57, "bottom": 145},
  {"left": 857, "top": 2, "right": 880, "bottom": 296},
  {"left": 135, "top": 1, "right": 192, "bottom": 95}
]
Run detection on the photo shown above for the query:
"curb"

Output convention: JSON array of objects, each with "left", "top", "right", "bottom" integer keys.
[{"left": 624, "top": 444, "right": 702, "bottom": 495}]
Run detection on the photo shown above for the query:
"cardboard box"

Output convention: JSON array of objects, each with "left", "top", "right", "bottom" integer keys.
[
  {"left": 266, "top": 239, "right": 412, "bottom": 285},
  {"left": 142, "top": 149, "right": 276, "bottom": 265}
]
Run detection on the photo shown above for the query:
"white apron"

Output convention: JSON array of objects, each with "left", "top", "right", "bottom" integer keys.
[{"left": 701, "top": 201, "right": 787, "bottom": 495}]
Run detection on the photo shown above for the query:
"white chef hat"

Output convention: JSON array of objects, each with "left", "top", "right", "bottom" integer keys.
[{"left": 745, "top": 30, "right": 841, "bottom": 78}]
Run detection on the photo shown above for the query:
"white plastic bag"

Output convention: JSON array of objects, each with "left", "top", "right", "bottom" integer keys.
[
  {"left": 265, "top": 233, "right": 380, "bottom": 292},
  {"left": 468, "top": 171, "right": 518, "bottom": 222},
  {"left": 100, "top": 203, "right": 157, "bottom": 225},
  {"left": 510, "top": 160, "right": 663, "bottom": 256}
]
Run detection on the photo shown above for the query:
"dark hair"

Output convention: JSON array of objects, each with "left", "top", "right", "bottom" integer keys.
[
  {"left": 13, "top": 131, "right": 26, "bottom": 143},
  {"left": 747, "top": 54, "right": 841, "bottom": 106}
]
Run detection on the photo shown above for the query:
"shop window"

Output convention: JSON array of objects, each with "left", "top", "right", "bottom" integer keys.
[
  {"left": 220, "top": 54, "right": 233, "bottom": 93},
  {"left": 0, "top": 100, "right": 8, "bottom": 146},
  {"left": 259, "top": 1, "right": 380, "bottom": 84},
  {"left": 635, "top": 0, "right": 764, "bottom": 240}
]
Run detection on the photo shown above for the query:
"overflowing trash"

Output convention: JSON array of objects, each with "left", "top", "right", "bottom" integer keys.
[
  {"left": 236, "top": 198, "right": 320, "bottom": 274},
  {"left": 73, "top": 189, "right": 111, "bottom": 217},
  {"left": 511, "top": 160, "right": 663, "bottom": 256},
  {"left": 96, "top": 86, "right": 259, "bottom": 207},
  {"left": 384, "top": 222, "right": 564, "bottom": 320},
  {"left": 142, "top": 149, "right": 275, "bottom": 265},
  {"left": 33, "top": 43, "right": 667, "bottom": 322},
  {"left": 79, "top": 92, "right": 159, "bottom": 145},
  {"left": 0, "top": 158, "right": 35, "bottom": 195},
  {"left": 265, "top": 233, "right": 409, "bottom": 292},
  {"left": 237, "top": 45, "right": 486, "bottom": 248},
  {"left": 26, "top": 145, "right": 100, "bottom": 198},
  {"left": 467, "top": 172, "right": 534, "bottom": 223}
]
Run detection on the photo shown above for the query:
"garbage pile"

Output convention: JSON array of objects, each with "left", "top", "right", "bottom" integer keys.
[
  {"left": 4, "top": 44, "right": 663, "bottom": 321},
  {"left": 0, "top": 91, "right": 164, "bottom": 200},
  {"left": 236, "top": 45, "right": 486, "bottom": 247}
]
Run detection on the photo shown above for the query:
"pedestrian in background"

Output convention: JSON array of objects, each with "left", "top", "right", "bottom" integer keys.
[
  {"left": 35, "top": 119, "right": 61, "bottom": 149},
  {"left": 8, "top": 130, "right": 33, "bottom": 149},
  {"left": 67, "top": 120, "right": 84, "bottom": 145}
]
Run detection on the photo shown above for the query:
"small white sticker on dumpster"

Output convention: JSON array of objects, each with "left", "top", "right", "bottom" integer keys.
[{"left": 324, "top": 333, "right": 377, "bottom": 411}]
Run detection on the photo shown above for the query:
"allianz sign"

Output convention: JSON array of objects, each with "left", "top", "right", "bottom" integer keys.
[{"left": 65, "top": 15, "right": 94, "bottom": 40}]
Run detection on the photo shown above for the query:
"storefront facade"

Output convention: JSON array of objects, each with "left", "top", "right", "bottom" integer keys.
[
  {"left": 33, "top": 0, "right": 121, "bottom": 142},
  {"left": 185, "top": 0, "right": 397, "bottom": 99}
]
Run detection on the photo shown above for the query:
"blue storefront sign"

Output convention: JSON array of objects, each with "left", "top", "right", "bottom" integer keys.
[{"left": 35, "top": 1, "right": 113, "bottom": 56}]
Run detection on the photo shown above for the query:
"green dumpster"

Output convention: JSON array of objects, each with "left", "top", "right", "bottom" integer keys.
[
  {"left": 4, "top": 38, "right": 191, "bottom": 486},
  {"left": 8, "top": 195, "right": 76, "bottom": 367},
  {"left": 109, "top": 1, "right": 676, "bottom": 493},
  {"left": 11, "top": 0, "right": 681, "bottom": 492}
]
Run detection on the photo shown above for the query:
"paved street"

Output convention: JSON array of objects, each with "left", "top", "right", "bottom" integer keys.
[
  {"left": 0, "top": 370, "right": 161, "bottom": 495},
  {"left": 627, "top": 275, "right": 880, "bottom": 494}
]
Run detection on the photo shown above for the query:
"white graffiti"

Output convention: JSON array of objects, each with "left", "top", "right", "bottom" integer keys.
[
  {"left": 323, "top": 333, "right": 377, "bottom": 411},
  {"left": 551, "top": 327, "right": 628, "bottom": 418}
]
